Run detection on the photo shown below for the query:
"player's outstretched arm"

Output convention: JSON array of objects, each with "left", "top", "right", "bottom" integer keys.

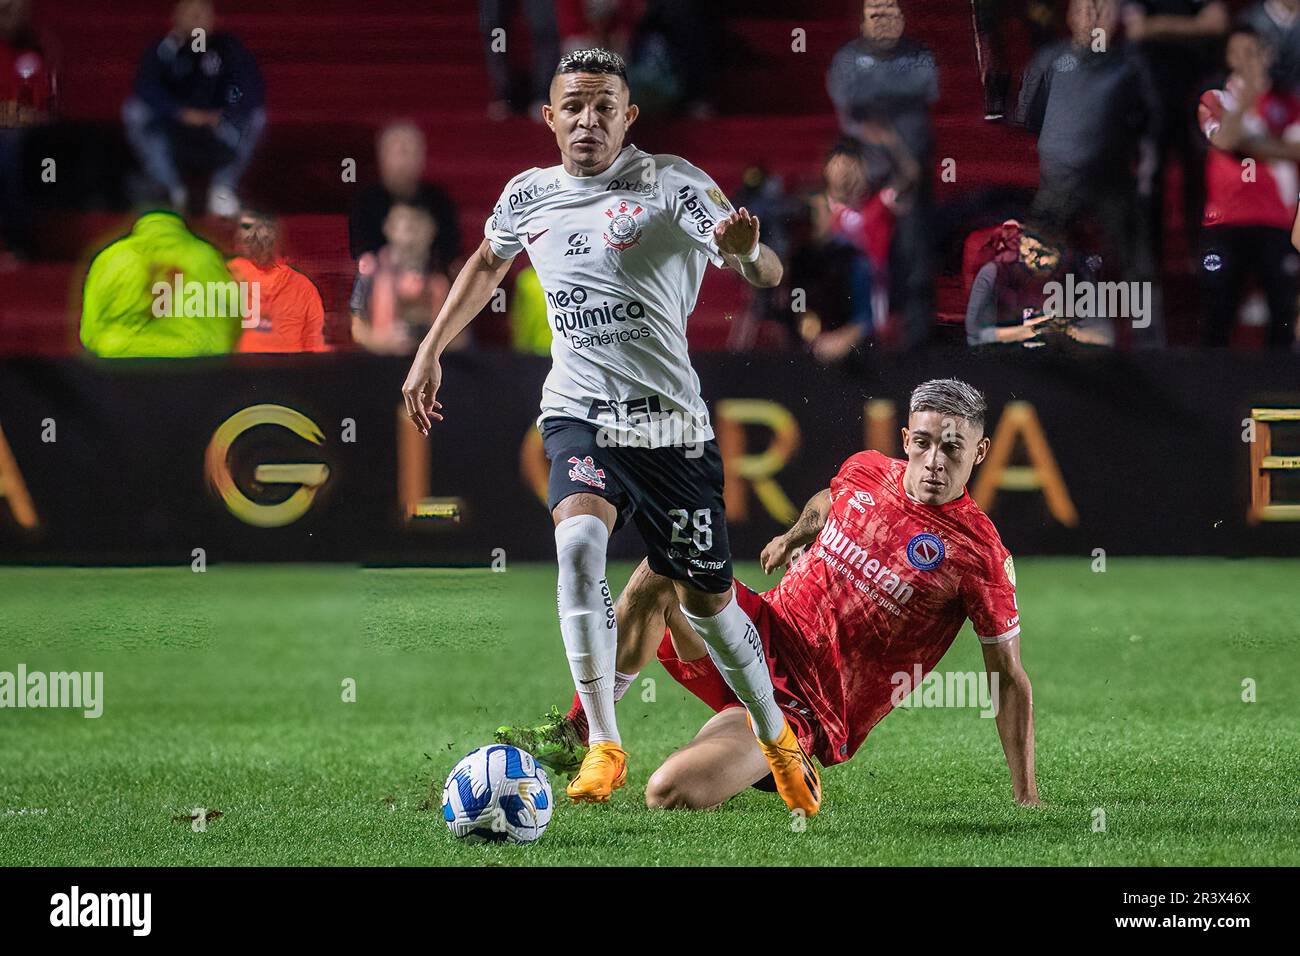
[
  {"left": 402, "top": 238, "right": 515, "bottom": 435},
  {"left": 981, "top": 635, "right": 1040, "bottom": 806},
  {"left": 714, "top": 207, "right": 783, "bottom": 289},
  {"left": 761, "top": 488, "right": 831, "bottom": 574}
]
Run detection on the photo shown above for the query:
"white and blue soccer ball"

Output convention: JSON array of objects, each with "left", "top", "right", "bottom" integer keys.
[{"left": 441, "top": 744, "right": 553, "bottom": 844}]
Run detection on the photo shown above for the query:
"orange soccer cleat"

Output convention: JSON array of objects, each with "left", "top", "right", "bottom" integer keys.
[
  {"left": 565, "top": 742, "right": 628, "bottom": 803},
  {"left": 753, "top": 718, "right": 822, "bottom": 816}
]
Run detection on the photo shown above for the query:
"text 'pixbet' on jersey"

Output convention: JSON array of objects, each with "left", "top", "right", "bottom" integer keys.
[{"left": 485, "top": 145, "right": 736, "bottom": 449}]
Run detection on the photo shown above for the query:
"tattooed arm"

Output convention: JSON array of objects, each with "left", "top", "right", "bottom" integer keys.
[{"left": 760, "top": 488, "right": 832, "bottom": 574}]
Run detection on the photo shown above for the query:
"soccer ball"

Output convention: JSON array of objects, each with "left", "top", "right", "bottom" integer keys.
[{"left": 441, "top": 744, "right": 553, "bottom": 844}]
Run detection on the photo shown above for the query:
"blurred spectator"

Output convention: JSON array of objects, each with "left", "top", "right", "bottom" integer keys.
[
  {"left": 1241, "top": 0, "right": 1300, "bottom": 92},
  {"left": 1122, "top": 1, "right": 1228, "bottom": 262},
  {"left": 1018, "top": 0, "right": 1162, "bottom": 338},
  {"left": 1197, "top": 25, "right": 1300, "bottom": 347},
  {"left": 350, "top": 204, "right": 452, "bottom": 355},
  {"left": 122, "top": 0, "right": 266, "bottom": 218},
  {"left": 829, "top": 0, "right": 938, "bottom": 167},
  {"left": 732, "top": 165, "right": 797, "bottom": 265},
  {"left": 81, "top": 210, "right": 241, "bottom": 357},
  {"left": 509, "top": 265, "right": 551, "bottom": 355},
  {"left": 965, "top": 222, "right": 1115, "bottom": 345},
  {"left": 972, "top": 0, "right": 1065, "bottom": 120},
  {"left": 787, "top": 215, "right": 865, "bottom": 353},
  {"left": 348, "top": 121, "right": 460, "bottom": 275},
  {"left": 1, "top": 0, "right": 55, "bottom": 260},
  {"left": 228, "top": 207, "right": 326, "bottom": 353},
  {"left": 626, "top": 0, "right": 716, "bottom": 118},
  {"left": 812, "top": 131, "right": 918, "bottom": 360},
  {"left": 827, "top": 0, "right": 938, "bottom": 349},
  {"left": 557, "top": 0, "right": 639, "bottom": 58},
  {"left": 725, "top": 164, "right": 801, "bottom": 348},
  {"left": 480, "top": 0, "right": 559, "bottom": 121}
]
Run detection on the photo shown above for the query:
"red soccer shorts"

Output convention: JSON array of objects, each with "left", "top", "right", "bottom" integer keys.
[{"left": 656, "top": 580, "right": 824, "bottom": 762}]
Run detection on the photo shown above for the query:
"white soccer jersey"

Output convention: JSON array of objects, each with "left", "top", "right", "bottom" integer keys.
[{"left": 485, "top": 144, "right": 735, "bottom": 447}]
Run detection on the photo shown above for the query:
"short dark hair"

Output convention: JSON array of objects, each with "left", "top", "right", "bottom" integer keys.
[
  {"left": 826, "top": 136, "right": 866, "bottom": 164},
  {"left": 1228, "top": 22, "right": 1271, "bottom": 50},
  {"left": 555, "top": 48, "right": 627, "bottom": 80}
]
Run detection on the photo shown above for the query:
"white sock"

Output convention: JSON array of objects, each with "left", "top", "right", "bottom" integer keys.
[
  {"left": 555, "top": 515, "right": 620, "bottom": 746},
  {"left": 612, "top": 670, "right": 639, "bottom": 703},
  {"left": 681, "top": 593, "right": 787, "bottom": 742}
]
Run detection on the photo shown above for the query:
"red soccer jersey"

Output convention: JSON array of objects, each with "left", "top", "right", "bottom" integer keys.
[
  {"left": 1199, "top": 84, "right": 1300, "bottom": 231},
  {"left": 827, "top": 190, "right": 896, "bottom": 276},
  {"left": 762, "top": 450, "right": 1020, "bottom": 765}
]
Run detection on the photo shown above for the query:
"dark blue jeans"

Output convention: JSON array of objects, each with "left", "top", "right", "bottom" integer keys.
[{"left": 122, "top": 96, "right": 267, "bottom": 194}]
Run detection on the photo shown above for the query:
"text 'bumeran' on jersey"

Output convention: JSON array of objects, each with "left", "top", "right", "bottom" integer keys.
[
  {"left": 766, "top": 450, "right": 1021, "bottom": 764},
  {"left": 484, "top": 144, "right": 734, "bottom": 448}
]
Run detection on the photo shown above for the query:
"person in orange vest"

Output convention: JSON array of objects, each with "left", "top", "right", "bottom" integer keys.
[{"left": 228, "top": 206, "right": 327, "bottom": 353}]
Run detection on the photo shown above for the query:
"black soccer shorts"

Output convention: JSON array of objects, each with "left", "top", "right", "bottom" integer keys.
[{"left": 540, "top": 416, "right": 734, "bottom": 594}]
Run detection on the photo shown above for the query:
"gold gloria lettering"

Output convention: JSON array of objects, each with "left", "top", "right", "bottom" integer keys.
[
  {"left": 1248, "top": 408, "right": 1300, "bottom": 523},
  {"left": 715, "top": 399, "right": 800, "bottom": 525},
  {"left": 970, "top": 400, "right": 1078, "bottom": 527},
  {"left": 204, "top": 404, "right": 329, "bottom": 527},
  {"left": 0, "top": 422, "right": 38, "bottom": 528}
]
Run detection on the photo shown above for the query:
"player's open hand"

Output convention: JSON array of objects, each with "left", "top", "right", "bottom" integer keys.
[
  {"left": 401, "top": 351, "right": 444, "bottom": 436},
  {"left": 761, "top": 533, "right": 796, "bottom": 574},
  {"left": 714, "top": 207, "right": 761, "bottom": 258}
]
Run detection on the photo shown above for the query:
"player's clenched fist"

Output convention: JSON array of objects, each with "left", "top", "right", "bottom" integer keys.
[
  {"left": 714, "top": 206, "right": 761, "bottom": 257},
  {"left": 401, "top": 350, "right": 444, "bottom": 436}
]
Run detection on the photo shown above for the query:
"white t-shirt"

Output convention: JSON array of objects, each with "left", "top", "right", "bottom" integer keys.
[{"left": 485, "top": 144, "right": 734, "bottom": 447}]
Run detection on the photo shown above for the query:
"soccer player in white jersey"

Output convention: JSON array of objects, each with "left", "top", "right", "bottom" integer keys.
[{"left": 402, "top": 49, "right": 820, "bottom": 812}]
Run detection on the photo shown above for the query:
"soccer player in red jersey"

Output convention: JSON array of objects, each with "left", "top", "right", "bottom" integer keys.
[
  {"left": 1197, "top": 24, "right": 1300, "bottom": 348},
  {"left": 499, "top": 378, "right": 1039, "bottom": 810}
]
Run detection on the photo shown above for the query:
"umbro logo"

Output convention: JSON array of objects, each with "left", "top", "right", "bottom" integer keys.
[
  {"left": 526, "top": 229, "right": 549, "bottom": 245},
  {"left": 848, "top": 490, "right": 875, "bottom": 514}
]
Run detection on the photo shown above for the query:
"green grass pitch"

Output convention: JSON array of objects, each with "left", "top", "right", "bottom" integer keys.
[{"left": 0, "top": 559, "right": 1296, "bottom": 866}]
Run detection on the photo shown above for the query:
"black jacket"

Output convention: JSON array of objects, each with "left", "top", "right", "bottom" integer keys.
[{"left": 133, "top": 31, "right": 265, "bottom": 123}]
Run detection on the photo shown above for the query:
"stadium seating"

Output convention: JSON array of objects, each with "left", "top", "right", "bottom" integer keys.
[{"left": 11, "top": 0, "right": 1206, "bottom": 353}]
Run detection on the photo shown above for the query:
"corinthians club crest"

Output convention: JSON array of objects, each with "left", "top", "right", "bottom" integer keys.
[
  {"left": 603, "top": 200, "right": 645, "bottom": 250},
  {"left": 567, "top": 456, "right": 606, "bottom": 490}
]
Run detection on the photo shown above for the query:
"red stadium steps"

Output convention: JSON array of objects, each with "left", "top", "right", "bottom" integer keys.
[
  {"left": 0, "top": 209, "right": 780, "bottom": 354},
  {"left": 0, "top": 263, "right": 81, "bottom": 355},
  {"left": 22, "top": 0, "right": 1200, "bottom": 345},
  {"left": 2, "top": 214, "right": 357, "bottom": 355},
  {"left": 35, "top": 0, "right": 1035, "bottom": 220}
]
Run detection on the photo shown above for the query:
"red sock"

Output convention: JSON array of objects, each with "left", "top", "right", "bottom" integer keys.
[{"left": 566, "top": 692, "right": 589, "bottom": 745}]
